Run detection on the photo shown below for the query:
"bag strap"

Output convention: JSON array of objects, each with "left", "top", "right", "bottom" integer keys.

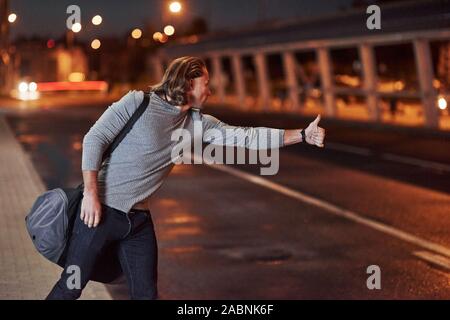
[
  {"left": 102, "top": 92, "right": 150, "bottom": 162},
  {"left": 77, "top": 92, "right": 150, "bottom": 191}
]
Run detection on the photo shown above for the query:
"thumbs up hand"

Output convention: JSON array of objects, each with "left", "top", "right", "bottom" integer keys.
[{"left": 304, "top": 114, "right": 325, "bottom": 147}]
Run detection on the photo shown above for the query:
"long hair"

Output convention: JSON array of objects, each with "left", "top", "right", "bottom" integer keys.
[{"left": 150, "top": 56, "right": 206, "bottom": 106}]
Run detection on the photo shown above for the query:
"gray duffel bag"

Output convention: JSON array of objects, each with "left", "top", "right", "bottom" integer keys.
[{"left": 25, "top": 185, "right": 83, "bottom": 265}]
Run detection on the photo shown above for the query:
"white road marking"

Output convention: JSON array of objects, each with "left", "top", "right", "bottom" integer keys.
[
  {"left": 381, "top": 153, "right": 450, "bottom": 173},
  {"left": 325, "top": 142, "right": 450, "bottom": 173},
  {"left": 325, "top": 142, "right": 373, "bottom": 156},
  {"left": 199, "top": 159, "right": 450, "bottom": 259},
  {"left": 413, "top": 251, "right": 450, "bottom": 272}
]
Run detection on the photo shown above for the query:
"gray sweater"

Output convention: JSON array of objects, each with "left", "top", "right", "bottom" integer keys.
[{"left": 82, "top": 90, "right": 285, "bottom": 213}]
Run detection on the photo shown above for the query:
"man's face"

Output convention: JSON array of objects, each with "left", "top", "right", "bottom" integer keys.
[{"left": 188, "top": 68, "right": 211, "bottom": 109}]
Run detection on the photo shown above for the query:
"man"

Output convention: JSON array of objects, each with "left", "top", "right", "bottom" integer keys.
[{"left": 46, "top": 56, "right": 325, "bottom": 300}]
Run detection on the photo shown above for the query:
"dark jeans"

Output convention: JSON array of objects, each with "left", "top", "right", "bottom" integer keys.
[{"left": 46, "top": 204, "right": 158, "bottom": 300}]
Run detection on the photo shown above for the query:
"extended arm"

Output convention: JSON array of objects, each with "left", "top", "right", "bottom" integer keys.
[
  {"left": 201, "top": 113, "right": 325, "bottom": 149},
  {"left": 201, "top": 114, "right": 285, "bottom": 150}
]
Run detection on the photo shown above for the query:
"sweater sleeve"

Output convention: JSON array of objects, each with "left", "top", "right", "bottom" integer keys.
[
  {"left": 200, "top": 113, "right": 285, "bottom": 150},
  {"left": 82, "top": 90, "right": 144, "bottom": 170}
]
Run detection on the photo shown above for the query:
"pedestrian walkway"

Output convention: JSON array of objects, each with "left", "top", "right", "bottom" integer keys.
[{"left": 0, "top": 116, "right": 111, "bottom": 300}]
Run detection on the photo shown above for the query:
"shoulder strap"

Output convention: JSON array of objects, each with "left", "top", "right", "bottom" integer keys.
[{"left": 102, "top": 92, "right": 150, "bottom": 162}]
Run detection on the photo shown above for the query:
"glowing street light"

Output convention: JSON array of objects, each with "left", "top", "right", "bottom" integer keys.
[
  {"left": 8, "top": 13, "right": 17, "bottom": 23},
  {"left": 71, "top": 23, "right": 82, "bottom": 33},
  {"left": 92, "top": 15, "right": 102, "bottom": 25},
  {"left": 164, "top": 25, "right": 175, "bottom": 36},
  {"left": 153, "top": 32, "right": 163, "bottom": 42},
  {"left": 169, "top": 1, "right": 182, "bottom": 13},
  {"left": 438, "top": 96, "right": 447, "bottom": 110},
  {"left": 91, "top": 39, "right": 101, "bottom": 50},
  {"left": 131, "top": 28, "right": 142, "bottom": 39}
]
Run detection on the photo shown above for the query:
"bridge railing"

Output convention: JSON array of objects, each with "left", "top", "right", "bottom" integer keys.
[{"left": 155, "top": 28, "right": 450, "bottom": 130}]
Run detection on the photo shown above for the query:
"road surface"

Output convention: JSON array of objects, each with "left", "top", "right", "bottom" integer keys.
[{"left": 3, "top": 99, "right": 450, "bottom": 299}]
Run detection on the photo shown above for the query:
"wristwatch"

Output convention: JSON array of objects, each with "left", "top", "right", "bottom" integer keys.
[{"left": 300, "top": 129, "right": 306, "bottom": 142}]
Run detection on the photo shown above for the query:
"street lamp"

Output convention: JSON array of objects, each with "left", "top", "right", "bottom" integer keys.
[
  {"left": 92, "top": 15, "right": 102, "bottom": 26},
  {"left": 131, "top": 28, "right": 142, "bottom": 39},
  {"left": 169, "top": 1, "right": 182, "bottom": 14},
  {"left": 164, "top": 25, "right": 175, "bottom": 36},
  {"left": 71, "top": 22, "right": 82, "bottom": 33},
  {"left": 153, "top": 32, "right": 163, "bottom": 42},
  {"left": 438, "top": 96, "right": 447, "bottom": 110},
  {"left": 7, "top": 13, "right": 16, "bottom": 23},
  {"left": 91, "top": 39, "right": 101, "bottom": 50}
]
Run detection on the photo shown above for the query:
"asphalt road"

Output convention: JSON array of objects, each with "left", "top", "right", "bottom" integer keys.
[{"left": 3, "top": 100, "right": 450, "bottom": 299}]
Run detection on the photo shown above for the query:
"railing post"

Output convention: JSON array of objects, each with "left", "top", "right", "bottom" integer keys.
[
  {"left": 317, "top": 47, "right": 336, "bottom": 117},
  {"left": 254, "top": 52, "right": 271, "bottom": 111},
  {"left": 282, "top": 51, "right": 300, "bottom": 111},
  {"left": 359, "top": 43, "right": 380, "bottom": 121},
  {"left": 211, "top": 55, "right": 225, "bottom": 104},
  {"left": 231, "top": 54, "right": 247, "bottom": 110},
  {"left": 414, "top": 39, "right": 439, "bottom": 128}
]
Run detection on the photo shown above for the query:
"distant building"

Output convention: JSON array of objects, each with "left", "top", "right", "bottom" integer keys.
[{"left": 10, "top": 40, "right": 88, "bottom": 85}]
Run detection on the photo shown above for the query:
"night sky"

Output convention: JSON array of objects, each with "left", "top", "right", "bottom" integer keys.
[{"left": 9, "top": 0, "right": 353, "bottom": 40}]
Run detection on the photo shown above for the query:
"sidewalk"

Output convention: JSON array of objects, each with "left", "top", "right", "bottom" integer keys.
[{"left": 0, "top": 116, "right": 111, "bottom": 300}]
